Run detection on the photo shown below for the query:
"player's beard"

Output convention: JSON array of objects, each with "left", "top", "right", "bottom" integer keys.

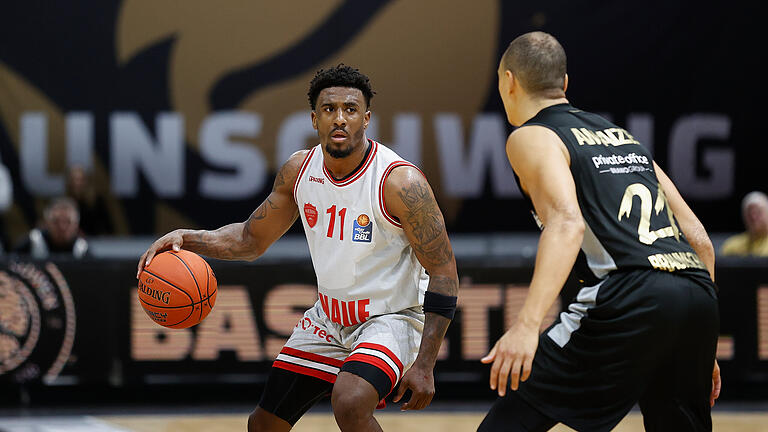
[{"left": 325, "top": 142, "right": 355, "bottom": 159}]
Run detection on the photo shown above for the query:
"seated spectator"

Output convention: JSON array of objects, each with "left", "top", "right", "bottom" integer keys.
[
  {"left": 721, "top": 191, "right": 768, "bottom": 257},
  {"left": 14, "top": 197, "right": 90, "bottom": 259},
  {"left": 66, "top": 165, "right": 113, "bottom": 235}
]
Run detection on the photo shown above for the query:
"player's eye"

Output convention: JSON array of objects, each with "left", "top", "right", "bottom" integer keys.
[{"left": 346, "top": 107, "right": 357, "bottom": 113}]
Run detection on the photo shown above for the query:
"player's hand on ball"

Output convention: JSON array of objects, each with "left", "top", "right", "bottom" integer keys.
[
  {"left": 137, "top": 229, "right": 186, "bottom": 278},
  {"left": 481, "top": 320, "right": 539, "bottom": 397},
  {"left": 393, "top": 364, "right": 435, "bottom": 411}
]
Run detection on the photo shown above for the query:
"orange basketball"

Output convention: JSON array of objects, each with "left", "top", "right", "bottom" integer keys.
[{"left": 137, "top": 250, "right": 217, "bottom": 329}]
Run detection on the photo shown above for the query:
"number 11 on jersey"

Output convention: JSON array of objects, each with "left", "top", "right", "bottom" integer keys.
[{"left": 326, "top": 205, "right": 347, "bottom": 240}]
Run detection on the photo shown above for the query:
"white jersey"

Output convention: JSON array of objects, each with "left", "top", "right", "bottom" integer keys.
[{"left": 293, "top": 139, "right": 429, "bottom": 327}]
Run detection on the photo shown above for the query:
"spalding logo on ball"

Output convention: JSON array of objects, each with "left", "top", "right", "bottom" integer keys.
[{"left": 137, "top": 250, "right": 217, "bottom": 329}]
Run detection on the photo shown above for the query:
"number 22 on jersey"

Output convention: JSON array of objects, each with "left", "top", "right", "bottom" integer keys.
[{"left": 618, "top": 183, "right": 681, "bottom": 245}]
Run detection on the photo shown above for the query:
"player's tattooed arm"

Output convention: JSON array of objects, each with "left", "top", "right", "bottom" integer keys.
[
  {"left": 395, "top": 181, "right": 455, "bottom": 267},
  {"left": 384, "top": 166, "right": 458, "bottom": 293},
  {"left": 138, "top": 151, "right": 307, "bottom": 275},
  {"left": 192, "top": 150, "right": 305, "bottom": 259},
  {"left": 384, "top": 165, "right": 458, "bottom": 410}
]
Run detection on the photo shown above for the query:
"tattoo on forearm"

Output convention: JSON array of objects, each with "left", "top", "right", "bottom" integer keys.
[
  {"left": 184, "top": 227, "right": 242, "bottom": 259},
  {"left": 427, "top": 275, "right": 459, "bottom": 296},
  {"left": 398, "top": 181, "right": 454, "bottom": 266},
  {"left": 415, "top": 276, "right": 457, "bottom": 367}
]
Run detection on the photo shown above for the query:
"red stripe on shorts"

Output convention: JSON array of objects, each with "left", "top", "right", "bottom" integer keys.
[
  {"left": 355, "top": 343, "right": 404, "bottom": 373},
  {"left": 344, "top": 353, "right": 397, "bottom": 391},
  {"left": 272, "top": 360, "right": 338, "bottom": 384},
  {"left": 280, "top": 347, "right": 344, "bottom": 368}
]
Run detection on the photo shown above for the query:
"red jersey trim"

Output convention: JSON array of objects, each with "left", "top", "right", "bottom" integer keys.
[
  {"left": 293, "top": 147, "right": 317, "bottom": 203},
  {"left": 280, "top": 346, "right": 344, "bottom": 368},
  {"left": 273, "top": 360, "right": 337, "bottom": 383},
  {"left": 322, "top": 140, "right": 378, "bottom": 187},
  {"left": 377, "top": 161, "right": 424, "bottom": 228}
]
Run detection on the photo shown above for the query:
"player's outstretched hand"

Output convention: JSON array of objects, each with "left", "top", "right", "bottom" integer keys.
[
  {"left": 481, "top": 321, "right": 539, "bottom": 397},
  {"left": 711, "top": 360, "right": 721, "bottom": 407},
  {"left": 393, "top": 364, "right": 435, "bottom": 411},
  {"left": 137, "top": 229, "right": 186, "bottom": 279}
]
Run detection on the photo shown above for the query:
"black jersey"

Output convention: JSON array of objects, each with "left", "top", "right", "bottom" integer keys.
[{"left": 519, "top": 103, "right": 708, "bottom": 283}]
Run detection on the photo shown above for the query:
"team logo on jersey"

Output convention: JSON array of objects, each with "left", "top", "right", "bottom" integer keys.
[
  {"left": 304, "top": 203, "right": 318, "bottom": 228},
  {"left": 352, "top": 214, "right": 372, "bottom": 243}
]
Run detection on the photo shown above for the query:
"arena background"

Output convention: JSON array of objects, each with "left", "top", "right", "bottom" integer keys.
[{"left": 1, "top": 1, "right": 767, "bottom": 431}]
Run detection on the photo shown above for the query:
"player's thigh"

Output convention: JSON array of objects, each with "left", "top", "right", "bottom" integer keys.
[
  {"left": 260, "top": 303, "right": 346, "bottom": 426},
  {"left": 258, "top": 367, "right": 334, "bottom": 427},
  {"left": 341, "top": 309, "right": 423, "bottom": 400}
]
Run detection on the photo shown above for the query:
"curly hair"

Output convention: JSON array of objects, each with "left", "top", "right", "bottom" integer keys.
[{"left": 307, "top": 64, "right": 375, "bottom": 110}]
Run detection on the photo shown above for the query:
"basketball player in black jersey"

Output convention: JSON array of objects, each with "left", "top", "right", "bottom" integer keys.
[{"left": 478, "top": 32, "right": 720, "bottom": 431}]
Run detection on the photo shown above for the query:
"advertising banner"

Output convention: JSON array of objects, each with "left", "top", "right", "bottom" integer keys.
[{"left": 2, "top": 258, "right": 767, "bottom": 401}]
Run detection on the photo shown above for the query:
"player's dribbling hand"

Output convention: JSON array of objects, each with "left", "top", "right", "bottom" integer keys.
[
  {"left": 481, "top": 321, "right": 539, "bottom": 397},
  {"left": 137, "top": 229, "right": 186, "bottom": 279},
  {"left": 393, "top": 364, "right": 435, "bottom": 411},
  {"left": 711, "top": 360, "right": 721, "bottom": 407}
]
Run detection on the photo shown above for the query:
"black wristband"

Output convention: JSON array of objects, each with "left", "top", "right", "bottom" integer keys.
[{"left": 423, "top": 291, "right": 457, "bottom": 320}]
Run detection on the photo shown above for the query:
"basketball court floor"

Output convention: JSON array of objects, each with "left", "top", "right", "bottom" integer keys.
[{"left": 2, "top": 402, "right": 768, "bottom": 431}]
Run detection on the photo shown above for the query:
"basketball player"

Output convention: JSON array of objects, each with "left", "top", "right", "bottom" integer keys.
[
  {"left": 478, "top": 32, "right": 720, "bottom": 431},
  {"left": 137, "top": 65, "right": 458, "bottom": 432}
]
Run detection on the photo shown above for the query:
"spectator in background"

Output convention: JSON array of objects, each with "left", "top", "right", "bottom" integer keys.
[
  {"left": 66, "top": 165, "right": 113, "bottom": 236},
  {"left": 721, "top": 191, "right": 768, "bottom": 257},
  {"left": 14, "top": 197, "right": 89, "bottom": 259}
]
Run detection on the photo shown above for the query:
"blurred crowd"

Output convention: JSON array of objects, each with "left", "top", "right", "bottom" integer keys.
[{"left": 0, "top": 164, "right": 112, "bottom": 259}]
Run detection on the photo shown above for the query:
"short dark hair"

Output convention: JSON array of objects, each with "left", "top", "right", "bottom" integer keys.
[
  {"left": 307, "top": 64, "right": 375, "bottom": 110},
  {"left": 501, "top": 32, "right": 567, "bottom": 96}
]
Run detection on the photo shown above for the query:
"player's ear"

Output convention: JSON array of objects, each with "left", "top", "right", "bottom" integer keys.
[
  {"left": 506, "top": 70, "right": 516, "bottom": 95},
  {"left": 311, "top": 111, "right": 318, "bottom": 130},
  {"left": 364, "top": 110, "right": 371, "bottom": 129},
  {"left": 563, "top": 73, "right": 569, "bottom": 93}
]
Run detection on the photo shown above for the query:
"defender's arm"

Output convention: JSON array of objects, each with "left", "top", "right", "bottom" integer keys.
[
  {"left": 654, "top": 161, "right": 715, "bottom": 281},
  {"left": 482, "top": 125, "right": 584, "bottom": 396},
  {"left": 384, "top": 165, "right": 459, "bottom": 411},
  {"left": 137, "top": 150, "right": 307, "bottom": 277}
]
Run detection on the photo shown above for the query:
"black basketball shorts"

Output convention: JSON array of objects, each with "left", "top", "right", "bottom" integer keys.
[{"left": 486, "top": 269, "right": 719, "bottom": 432}]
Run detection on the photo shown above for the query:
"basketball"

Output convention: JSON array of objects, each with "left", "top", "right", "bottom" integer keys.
[{"left": 137, "top": 250, "right": 217, "bottom": 329}]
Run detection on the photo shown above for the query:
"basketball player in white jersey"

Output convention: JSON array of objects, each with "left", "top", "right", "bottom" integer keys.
[{"left": 138, "top": 64, "right": 459, "bottom": 432}]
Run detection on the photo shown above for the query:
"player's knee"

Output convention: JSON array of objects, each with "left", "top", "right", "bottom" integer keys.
[
  {"left": 247, "top": 409, "right": 287, "bottom": 432},
  {"left": 247, "top": 411, "right": 259, "bottom": 432},
  {"left": 331, "top": 387, "right": 376, "bottom": 427},
  {"left": 247, "top": 410, "right": 265, "bottom": 432}
]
